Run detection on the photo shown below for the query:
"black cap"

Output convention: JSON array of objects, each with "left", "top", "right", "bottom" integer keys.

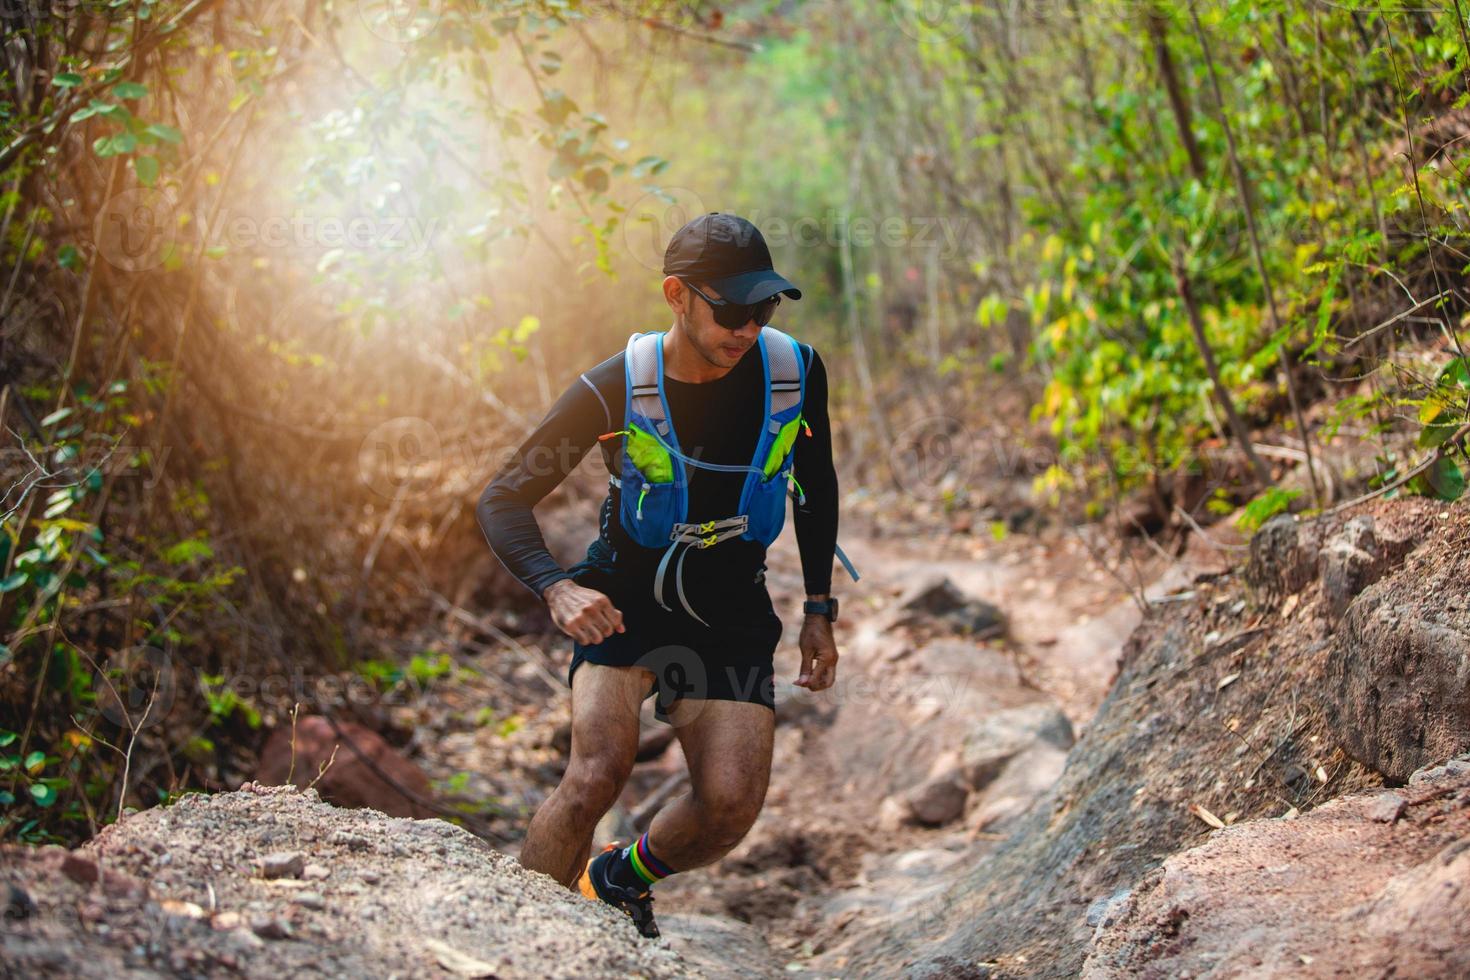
[{"left": 662, "top": 212, "right": 802, "bottom": 304}]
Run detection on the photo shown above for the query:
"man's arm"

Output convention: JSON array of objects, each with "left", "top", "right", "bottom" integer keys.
[
  {"left": 793, "top": 346, "right": 838, "bottom": 599},
  {"left": 476, "top": 364, "right": 627, "bottom": 645},
  {"left": 792, "top": 346, "right": 840, "bottom": 691}
]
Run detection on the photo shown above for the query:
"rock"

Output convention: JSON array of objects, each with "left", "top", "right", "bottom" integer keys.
[
  {"left": 909, "top": 954, "right": 992, "bottom": 979},
  {"left": 960, "top": 703, "right": 1074, "bottom": 790},
  {"left": 1085, "top": 887, "right": 1131, "bottom": 929},
  {"left": 890, "top": 574, "right": 1007, "bottom": 638},
  {"left": 60, "top": 854, "right": 99, "bottom": 885},
  {"left": 4, "top": 883, "right": 37, "bottom": 920},
  {"left": 211, "top": 910, "right": 242, "bottom": 931},
  {"left": 292, "top": 891, "right": 326, "bottom": 911},
  {"left": 904, "top": 775, "right": 969, "bottom": 827},
  {"left": 329, "top": 830, "right": 372, "bottom": 852},
  {"left": 257, "top": 850, "right": 305, "bottom": 879},
  {"left": 1325, "top": 531, "right": 1470, "bottom": 782},
  {"left": 1318, "top": 515, "right": 1384, "bottom": 620},
  {"left": 1245, "top": 514, "right": 1320, "bottom": 600},
  {"left": 1367, "top": 793, "right": 1407, "bottom": 824},
  {"left": 1082, "top": 763, "right": 1470, "bottom": 979},
  {"left": 253, "top": 715, "right": 435, "bottom": 819},
  {"left": 657, "top": 913, "right": 793, "bottom": 979},
  {"left": 302, "top": 862, "right": 331, "bottom": 880},
  {"left": 250, "top": 913, "right": 293, "bottom": 940},
  {"left": 967, "top": 746, "right": 1068, "bottom": 832},
  {"left": 877, "top": 795, "right": 911, "bottom": 832},
  {"left": 1409, "top": 754, "right": 1470, "bottom": 786},
  {"left": 773, "top": 680, "right": 825, "bottom": 725}
]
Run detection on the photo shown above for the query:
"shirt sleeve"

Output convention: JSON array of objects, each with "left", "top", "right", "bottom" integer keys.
[
  {"left": 475, "top": 370, "right": 611, "bottom": 600},
  {"left": 792, "top": 346, "right": 838, "bottom": 597}
]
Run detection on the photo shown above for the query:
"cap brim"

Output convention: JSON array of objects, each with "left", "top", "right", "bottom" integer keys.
[{"left": 703, "top": 268, "right": 802, "bottom": 304}]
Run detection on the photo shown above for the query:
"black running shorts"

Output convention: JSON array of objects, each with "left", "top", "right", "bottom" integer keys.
[{"left": 564, "top": 559, "right": 783, "bottom": 724}]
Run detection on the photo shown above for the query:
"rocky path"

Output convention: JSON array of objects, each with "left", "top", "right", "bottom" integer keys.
[
  {"left": 9, "top": 497, "right": 1468, "bottom": 978},
  {"left": 638, "top": 512, "right": 1199, "bottom": 974}
]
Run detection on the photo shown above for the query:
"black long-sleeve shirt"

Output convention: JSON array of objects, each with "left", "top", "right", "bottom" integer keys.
[{"left": 476, "top": 338, "right": 839, "bottom": 614}]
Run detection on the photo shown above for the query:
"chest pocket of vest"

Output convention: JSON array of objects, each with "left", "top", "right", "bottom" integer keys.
[
  {"left": 744, "top": 408, "right": 801, "bottom": 544},
  {"left": 619, "top": 421, "right": 680, "bottom": 548}
]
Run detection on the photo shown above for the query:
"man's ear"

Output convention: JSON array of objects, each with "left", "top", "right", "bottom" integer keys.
[{"left": 662, "top": 276, "right": 686, "bottom": 315}]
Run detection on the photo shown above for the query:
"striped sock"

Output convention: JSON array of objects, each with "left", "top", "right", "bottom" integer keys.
[{"left": 608, "top": 832, "right": 676, "bottom": 889}]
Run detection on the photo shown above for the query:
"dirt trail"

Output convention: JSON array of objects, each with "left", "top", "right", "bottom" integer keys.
[
  {"left": 9, "top": 500, "right": 1467, "bottom": 977},
  {"left": 635, "top": 509, "right": 1214, "bottom": 973}
]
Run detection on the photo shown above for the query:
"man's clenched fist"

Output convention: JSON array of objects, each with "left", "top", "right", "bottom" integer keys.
[{"left": 544, "top": 579, "right": 625, "bottom": 646}]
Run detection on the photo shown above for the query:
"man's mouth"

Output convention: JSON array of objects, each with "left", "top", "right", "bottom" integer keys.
[{"left": 722, "top": 344, "right": 747, "bottom": 356}]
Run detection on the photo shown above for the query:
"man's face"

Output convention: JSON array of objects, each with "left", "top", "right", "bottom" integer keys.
[{"left": 671, "top": 278, "right": 761, "bottom": 369}]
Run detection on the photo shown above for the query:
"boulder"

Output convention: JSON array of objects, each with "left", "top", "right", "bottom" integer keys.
[
  {"left": 1325, "top": 534, "right": 1470, "bottom": 782},
  {"left": 254, "top": 716, "right": 435, "bottom": 818},
  {"left": 1317, "top": 514, "right": 1421, "bottom": 622},
  {"left": 959, "top": 703, "right": 1074, "bottom": 790},
  {"left": 889, "top": 574, "right": 1006, "bottom": 639},
  {"left": 1082, "top": 756, "right": 1470, "bottom": 979},
  {"left": 903, "top": 775, "right": 970, "bottom": 827},
  {"left": 1244, "top": 514, "right": 1321, "bottom": 600}
]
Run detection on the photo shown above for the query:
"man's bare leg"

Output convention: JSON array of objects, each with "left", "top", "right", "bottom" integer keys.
[
  {"left": 645, "top": 699, "right": 775, "bottom": 871},
  {"left": 518, "top": 662, "right": 653, "bottom": 887}
]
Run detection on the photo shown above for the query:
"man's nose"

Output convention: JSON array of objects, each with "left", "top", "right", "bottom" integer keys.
[{"left": 732, "top": 320, "right": 760, "bottom": 340}]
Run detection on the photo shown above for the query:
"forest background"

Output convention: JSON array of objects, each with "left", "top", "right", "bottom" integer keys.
[{"left": 1, "top": 0, "right": 1467, "bottom": 845}]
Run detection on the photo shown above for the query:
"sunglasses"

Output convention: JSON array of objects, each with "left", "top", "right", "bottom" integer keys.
[{"left": 682, "top": 279, "right": 781, "bottom": 330}]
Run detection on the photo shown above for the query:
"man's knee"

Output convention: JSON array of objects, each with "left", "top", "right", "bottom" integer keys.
[
  {"left": 692, "top": 778, "right": 766, "bottom": 844},
  {"left": 560, "top": 756, "right": 632, "bottom": 819}
]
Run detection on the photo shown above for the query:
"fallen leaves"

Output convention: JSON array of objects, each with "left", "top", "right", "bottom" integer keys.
[
  {"left": 425, "top": 939, "right": 499, "bottom": 978},
  {"left": 1189, "top": 803, "right": 1227, "bottom": 830}
]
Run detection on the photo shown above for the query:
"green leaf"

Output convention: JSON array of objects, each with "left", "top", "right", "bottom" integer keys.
[
  {"left": 144, "top": 123, "right": 183, "bottom": 144},
  {"left": 30, "top": 783, "right": 57, "bottom": 807},
  {"left": 24, "top": 750, "right": 45, "bottom": 772},
  {"left": 0, "top": 730, "right": 15, "bottom": 747},
  {"left": 93, "top": 132, "right": 138, "bottom": 157},
  {"left": 1422, "top": 457, "right": 1466, "bottom": 501},
  {"left": 112, "top": 81, "right": 148, "bottom": 100},
  {"left": 40, "top": 406, "right": 73, "bottom": 427},
  {"left": 54, "top": 72, "right": 83, "bottom": 88},
  {"left": 133, "top": 155, "right": 159, "bottom": 186},
  {"left": 0, "top": 572, "right": 27, "bottom": 593},
  {"left": 57, "top": 244, "right": 80, "bottom": 269},
  {"left": 0, "top": 790, "right": 14, "bottom": 806}
]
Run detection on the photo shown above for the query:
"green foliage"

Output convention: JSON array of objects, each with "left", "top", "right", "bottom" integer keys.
[
  {"left": 355, "top": 657, "right": 403, "bottom": 692},
  {"left": 199, "top": 673, "right": 262, "bottom": 729},
  {"left": 407, "top": 650, "right": 452, "bottom": 687},
  {"left": 1236, "top": 487, "right": 1304, "bottom": 534}
]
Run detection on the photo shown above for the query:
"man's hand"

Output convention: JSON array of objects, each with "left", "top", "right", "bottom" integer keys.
[
  {"left": 544, "top": 579, "right": 625, "bottom": 646},
  {"left": 795, "top": 614, "right": 839, "bottom": 691}
]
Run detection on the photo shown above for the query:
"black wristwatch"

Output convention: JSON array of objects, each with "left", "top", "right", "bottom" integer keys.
[{"left": 803, "top": 597, "right": 839, "bottom": 622}]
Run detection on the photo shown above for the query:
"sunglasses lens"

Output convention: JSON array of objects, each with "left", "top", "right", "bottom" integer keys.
[{"left": 754, "top": 296, "right": 779, "bottom": 326}]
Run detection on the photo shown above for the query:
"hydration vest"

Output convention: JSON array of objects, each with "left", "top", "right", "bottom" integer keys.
[{"left": 600, "top": 326, "right": 860, "bottom": 625}]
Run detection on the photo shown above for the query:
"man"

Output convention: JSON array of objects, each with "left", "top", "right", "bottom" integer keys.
[{"left": 476, "top": 212, "right": 845, "bottom": 940}]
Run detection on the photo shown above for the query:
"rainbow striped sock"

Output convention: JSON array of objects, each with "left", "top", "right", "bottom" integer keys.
[{"left": 610, "top": 832, "right": 676, "bottom": 889}]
